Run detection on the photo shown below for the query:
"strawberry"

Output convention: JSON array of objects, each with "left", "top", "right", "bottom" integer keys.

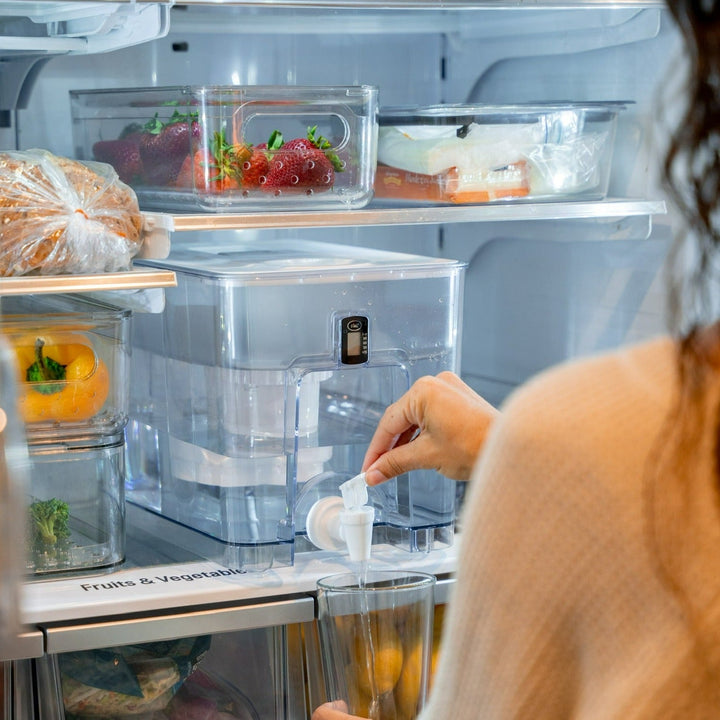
[
  {"left": 92, "top": 138, "right": 143, "bottom": 185},
  {"left": 174, "top": 154, "right": 194, "bottom": 189},
  {"left": 176, "top": 132, "right": 250, "bottom": 194},
  {"left": 240, "top": 145, "right": 270, "bottom": 189},
  {"left": 262, "top": 126, "right": 343, "bottom": 193},
  {"left": 293, "top": 125, "right": 345, "bottom": 173},
  {"left": 139, "top": 110, "right": 201, "bottom": 186}
]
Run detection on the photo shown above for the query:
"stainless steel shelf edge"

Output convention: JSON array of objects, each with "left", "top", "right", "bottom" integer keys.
[
  {"left": 0, "top": 269, "right": 176, "bottom": 296},
  {"left": 0, "top": 629, "right": 44, "bottom": 662},
  {"left": 169, "top": 0, "right": 665, "bottom": 8},
  {"left": 434, "top": 575, "right": 455, "bottom": 606},
  {"left": 165, "top": 198, "right": 667, "bottom": 232},
  {"left": 40, "top": 596, "right": 316, "bottom": 654}
]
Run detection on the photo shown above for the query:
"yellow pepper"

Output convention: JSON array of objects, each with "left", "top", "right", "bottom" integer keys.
[{"left": 13, "top": 332, "right": 110, "bottom": 423}]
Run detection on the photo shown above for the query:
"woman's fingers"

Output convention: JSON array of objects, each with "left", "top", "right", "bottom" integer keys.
[
  {"left": 311, "top": 701, "right": 367, "bottom": 720},
  {"left": 362, "top": 373, "right": 498, "bottom": 484}
]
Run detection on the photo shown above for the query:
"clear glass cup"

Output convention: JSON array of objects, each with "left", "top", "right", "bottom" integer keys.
[{"left": 316, "top": 570, "right": 436, "bottom": 720}]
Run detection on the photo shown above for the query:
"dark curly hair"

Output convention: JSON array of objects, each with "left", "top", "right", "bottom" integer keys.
[
  {"left": 663, "top": 0, "right": 720, "bottom": 336},
  {"left": 647, "top": 1, "right": 720, "bottom": 689}
]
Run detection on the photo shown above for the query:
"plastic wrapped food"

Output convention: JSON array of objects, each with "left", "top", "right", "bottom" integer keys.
[
  {"left": 0, "top": 149, "right": 143, "bottom": 277},
  {"left": 375, "top": 103, "right": 624, "bottom": 204},
  {"left": 60, "top": 637, "right": 211, "bottom": 717},
  {"left": 164, "top": 669, "right": 259, "bottom": 720}
]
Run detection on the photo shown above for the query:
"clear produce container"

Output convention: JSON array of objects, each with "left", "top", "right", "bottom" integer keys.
[
  {"left": 375, "top": 102, "right": 625, "bottom": 204},
  {"left": 0, "top": 294, "right": 131, "bottom": 443},
  {"left": 0, "top": 295, "right": 130, "bottom": 577},
  {"left": 25, "top": 433, "right": 126, "bottom": 576},
  {"left": 32, "top": 628, "right": 307, "bottom": 720},
  {"left": 70, "top": 85, "right": 378, "bottom": 212},
  {"left": 127, "top": 238, "right": 465, "bottom": 571}
]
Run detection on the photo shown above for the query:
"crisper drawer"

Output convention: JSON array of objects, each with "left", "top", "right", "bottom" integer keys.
[
  {"left": 19, "top": 579, "right": 454, "bottom": 720},
  {"left": 30, "top": 623, "right": 315, "bottom": 720}
]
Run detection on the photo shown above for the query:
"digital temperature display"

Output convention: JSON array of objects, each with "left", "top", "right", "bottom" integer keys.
[{"left": 341, "top": 315, "right": 369, "bottom": 365}]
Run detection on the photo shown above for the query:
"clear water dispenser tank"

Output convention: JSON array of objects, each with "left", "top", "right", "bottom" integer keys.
[{"left": 126, "top": 238, "right": 465, "bottom": 571}]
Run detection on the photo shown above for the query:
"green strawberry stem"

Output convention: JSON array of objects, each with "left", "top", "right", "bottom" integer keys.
[
  {"left": 143, "top": 113, "right": 164, "bottom": 135},
  {"left": 307, "top": 125, "right": 344, "bottom": 172},
  {"left": 143, "top": 110, "right": 199, "bottom": 135},
  {"left": 266, "top": 130, "right": 284, "bottom": 151}
]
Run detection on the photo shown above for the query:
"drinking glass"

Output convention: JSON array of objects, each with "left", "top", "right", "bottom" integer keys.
[{"left": 316, "top": 570, "right": 435, "bottom": 720}]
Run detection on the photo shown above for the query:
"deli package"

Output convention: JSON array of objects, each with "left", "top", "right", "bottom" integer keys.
[
  {"left": 0, "top": 149, "right": 144, "bottom": 277},
  {"left": 375, "top": 102, "right": 626, "bottom": 204},
  {"left": 60, "top": 637, "right": 212, "bottom": 717}
]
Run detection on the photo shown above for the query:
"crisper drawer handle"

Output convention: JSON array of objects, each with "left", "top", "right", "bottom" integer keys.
[{"left": 39, "top": 596, "right": 315, "bottom": 655}]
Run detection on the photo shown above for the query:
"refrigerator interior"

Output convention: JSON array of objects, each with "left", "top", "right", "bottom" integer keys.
[
  {"left": 0, "top": 2, "right": 680, "bottom": 717},
  {"left": 4, "top": 3, "right": 677, "bottom": 406}
]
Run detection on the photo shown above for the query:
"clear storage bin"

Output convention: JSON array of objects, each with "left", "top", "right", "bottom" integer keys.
[
  {"left": 0, "top": 294, "right": 131, "bottom": 443},
  {"left": 375, "top": 102, "right": 625, "bottom": 204},
  {"left": 33, "top": 627, "right": 311, "bottom": 720},
  {"left": 70, "top": 85, "right": 378, "bottom": 212},
  {"left": 25, "top": 434, "right": 126, "bottom": 576},
  {"left": 127, "top": 239, "right": 465, "bottom": 571}
]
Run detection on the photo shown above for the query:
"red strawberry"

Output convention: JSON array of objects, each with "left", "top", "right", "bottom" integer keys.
[
  {"left": 282, "top": 137, "right": 316, "bottom": 152},
  {"left": 175, "top": 154, "right": 194, "bottom": 189},
  {"left": 262, "top": 126, "right": 342, "bottom": 193},
  {"left": 92, "top": 138, "right": 143, "bottom": 185},
  {"left": 263, "top": 145, "right": 335, "bottom": 192},
  {"left": 191, "top": 149, "right": 239, "bottom": 193},
  {"left": 240, "top": 145, "right": 270, "bottom": 189},
  {"left": 176, "top": 132, "right": 249, "bottom": 194},
  {"left": 139, "top": 111, "right": 201, "bottom": 186}
]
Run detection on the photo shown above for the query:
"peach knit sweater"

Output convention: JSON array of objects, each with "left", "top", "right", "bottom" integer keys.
[{"left": 422, "top": 336, "right": 720, "bottom": 719}]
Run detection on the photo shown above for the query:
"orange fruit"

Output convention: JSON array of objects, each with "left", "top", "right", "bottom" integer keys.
[
  {"left": 395, "top": 640, "right": 425, "bottom": 718},
  {"left": 353, "top": 622, "right": 404, "bottom": 696}
]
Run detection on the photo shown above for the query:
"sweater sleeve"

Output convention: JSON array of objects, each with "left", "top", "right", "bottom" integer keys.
[{"left": 418, "top": 342, "right": 678, "bottom": 720}]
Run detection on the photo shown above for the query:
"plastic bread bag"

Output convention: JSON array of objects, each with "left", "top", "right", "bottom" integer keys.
[
  {"left": 0, "top": 149, "right": 144, "bottom": 277},
  {"left": 59, "top": 636, "right": 212, "bottom": 717}
]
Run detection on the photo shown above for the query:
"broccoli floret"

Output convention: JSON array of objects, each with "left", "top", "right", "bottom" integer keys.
[{"left": 29, "top": 498, "right": 70, "bottom": 546}]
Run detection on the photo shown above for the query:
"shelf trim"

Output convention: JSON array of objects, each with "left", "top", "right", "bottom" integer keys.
[
  {"left": 0, "top": 269, "right": 177, "bottom": 296},
  {"left": 166, "top": 198, "right": 667, "bottom": 232},
  {"left": 40, "top": 596, "right": 316, "bottom": 654}
]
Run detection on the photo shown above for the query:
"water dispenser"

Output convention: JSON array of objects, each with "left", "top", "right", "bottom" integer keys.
[{"left": 126, "top": 238, "right": 465, "bottom": 571}]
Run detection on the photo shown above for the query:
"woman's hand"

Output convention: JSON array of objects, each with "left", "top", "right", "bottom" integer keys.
[
  {"left": 311, "top": 701, "right": 368, "bottom": 720},
  {"left": 362, "top": 371, "right": 499, "bottom": 486}
]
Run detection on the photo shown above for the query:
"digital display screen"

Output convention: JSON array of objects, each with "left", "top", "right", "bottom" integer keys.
[
  {"left": 347, "top": 331, "right": 362, "bottom": 356},
  {"left": 341, "top": 316, "right": 368, "bottom": 365}
]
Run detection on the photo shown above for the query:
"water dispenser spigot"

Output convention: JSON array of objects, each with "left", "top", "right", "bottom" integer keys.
[{"left": 306, "top": 472, "right": 375, "bottom": 562}]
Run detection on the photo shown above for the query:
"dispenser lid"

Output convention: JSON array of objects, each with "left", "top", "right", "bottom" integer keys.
[{"left": 135, "top": 239, "right": 465, "bottom": 285}]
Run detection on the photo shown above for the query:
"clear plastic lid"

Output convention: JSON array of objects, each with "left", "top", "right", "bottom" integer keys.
[
  {"left": 136, "top": 239, "right": 465, "bottom": 284},
  {"left": 379, "top": 101, "right": 629, "bottom": 126}
]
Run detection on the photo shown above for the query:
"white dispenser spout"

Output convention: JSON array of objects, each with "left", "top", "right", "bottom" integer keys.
[
  {"left": 339, "top": 505, "right": 374, "bottom": 562},
  {"left": 305, "top": 472, "right": 374, "bottom": 562}
]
